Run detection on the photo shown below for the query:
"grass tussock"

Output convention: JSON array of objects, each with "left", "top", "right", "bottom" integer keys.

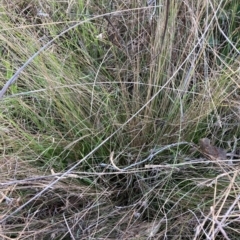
[{"left": 0, "top": 0, "right": 240, "bottom": 239}]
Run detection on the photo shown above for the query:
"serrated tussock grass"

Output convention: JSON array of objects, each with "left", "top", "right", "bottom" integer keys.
[{"left": 0, "top": 0, "right": 240, "bottom": 239}]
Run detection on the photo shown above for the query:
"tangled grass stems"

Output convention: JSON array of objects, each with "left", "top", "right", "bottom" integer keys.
[{"left": 0, "top": 0, "right": 240, "bottom": 239}]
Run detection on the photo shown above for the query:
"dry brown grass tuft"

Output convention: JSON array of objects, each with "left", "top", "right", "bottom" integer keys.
[{"left": 0, "top": 0, "right": 240, "bottom": 239}]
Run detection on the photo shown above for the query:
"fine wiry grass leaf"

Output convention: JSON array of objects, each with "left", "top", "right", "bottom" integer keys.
[{"left": 0, "top": 0, "right": 239, "bottom": 239}]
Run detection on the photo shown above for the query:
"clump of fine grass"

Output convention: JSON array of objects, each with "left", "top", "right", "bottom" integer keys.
[{"left": 0, "top": 0, "right": 240, "bottom": 239}]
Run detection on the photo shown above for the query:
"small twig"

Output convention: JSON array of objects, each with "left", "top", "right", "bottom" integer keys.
[
  {"left": 214, "top": 218, "right": 231, "bottom": 240},
  {"left": 227, "top": 136, "right": 239, "bottom": 165},
  {"left": 0, "top": 173, "right": 79, "bottom": 186},
  {"left": 63, "top": 213, "right": 76, "bottom": 240},
  {"left": 123, "top": 141, "right": 192, "bottom": 170},
  {"left": 109, "top": 151, "right": 122, "bottom": 171},
  {"left": 209, "top": 1, "right": 240, "bottom": 55},
  {"left": 102, "top": 141, "right": 195, "bottom": 171},
  {"left": 147, "top": 0, "right": 157, "bottom": 21},
  {"left": 0, "top": 191, "right": 14, "bottom": 205},
  {"left": 212, "top": 194, "right": 240, "bottom": 238},
  {"left": 210, "top": 205, "right": 231, "bottom": 240}
]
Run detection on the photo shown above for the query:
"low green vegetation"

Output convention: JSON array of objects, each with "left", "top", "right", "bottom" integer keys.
[{"left": 0, "top": 0, "right": 239, "bottom": 239}]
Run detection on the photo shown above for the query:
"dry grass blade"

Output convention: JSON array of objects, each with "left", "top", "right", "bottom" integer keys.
[{"left": 0, "top": 0, "right": 239, "bottom": 239}]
